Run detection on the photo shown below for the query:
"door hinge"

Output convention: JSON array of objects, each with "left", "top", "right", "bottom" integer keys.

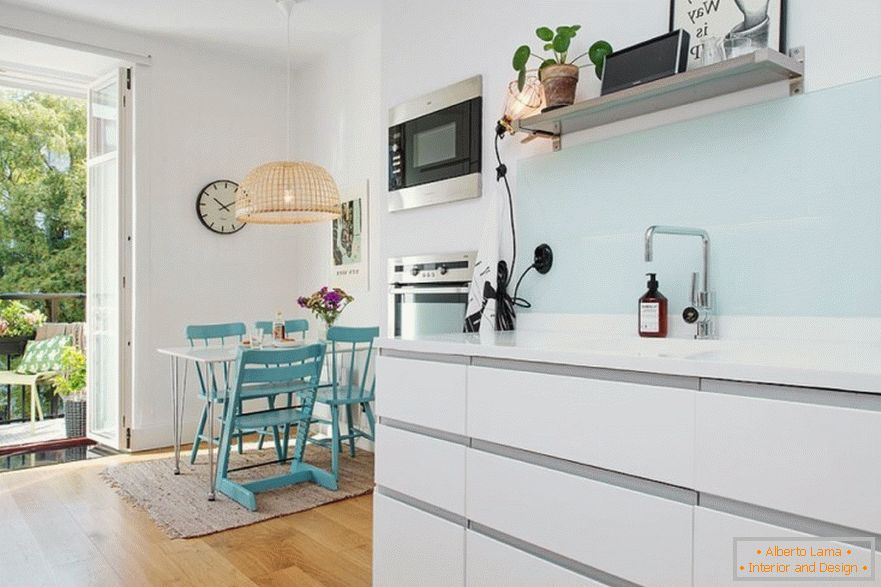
[
  {"left": 122, "top": 276, "right": 126, "bottom": 288},
  {"left": 126, "top": 427, "right": 131, "bottom": 449},
  {"left": 126, "top": 68, "right": 131, "bottom": 90}
]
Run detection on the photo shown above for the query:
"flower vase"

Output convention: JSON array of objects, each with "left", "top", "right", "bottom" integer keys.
[{"left": 318, "top": 320, "right": 335, "bottom": 341}]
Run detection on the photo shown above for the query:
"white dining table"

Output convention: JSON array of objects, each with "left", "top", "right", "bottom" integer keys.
[{"left": 156, "top": 340, "right": 367, "bottom": 501}]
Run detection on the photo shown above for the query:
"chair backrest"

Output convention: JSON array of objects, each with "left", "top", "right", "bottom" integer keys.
[
  {"left": 186, "top": 323, "right": 245, "bottom": 395},
  {"left": 36, "top": 322, "right": 86, "bottom": 352},
  {"left": 254, "top": 319, "right": 309, "bottom": 340},
  {"left": 186, "top": 323, "right": 246, "bottom": 346},
  {"left": 327, "top": 326, "right": 379, "bottom": 403},
  {"left": 232, "top": 344, "right": 326, "bottom": 401}
]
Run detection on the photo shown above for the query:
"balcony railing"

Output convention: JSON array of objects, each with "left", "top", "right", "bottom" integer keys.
[
  {"left": 1, "top": 292, "right": 86, "bottom": 425},
  {"left": 0, "top": 292, "right": 86, "bottom": 322}
]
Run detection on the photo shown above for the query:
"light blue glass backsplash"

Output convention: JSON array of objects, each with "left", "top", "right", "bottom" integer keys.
[{"left": 516, "top": 76, "right": 881, "bottom": 317}]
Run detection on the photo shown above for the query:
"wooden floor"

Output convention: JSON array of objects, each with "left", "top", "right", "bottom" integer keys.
[{"left": 0, "top": 447, "right": 373, "bottom": 586}]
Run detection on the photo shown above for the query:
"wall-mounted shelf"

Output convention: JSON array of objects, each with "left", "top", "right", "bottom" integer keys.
[{"left": 513, "top": 48, "right": 804, "bottom": 150}]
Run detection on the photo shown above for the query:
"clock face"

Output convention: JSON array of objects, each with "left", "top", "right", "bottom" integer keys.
[{"left": 196, "top": 180, "right": 245, "bottom": 235}]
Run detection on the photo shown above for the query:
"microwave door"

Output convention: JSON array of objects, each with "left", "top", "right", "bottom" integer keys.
[{"left": 403, "top": 102, "right": 472, "bottom": 187}]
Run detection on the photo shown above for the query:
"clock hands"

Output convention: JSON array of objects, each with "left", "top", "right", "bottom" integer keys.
[{"left": 213, "top": 197, "right": 235, "bottom": 212}]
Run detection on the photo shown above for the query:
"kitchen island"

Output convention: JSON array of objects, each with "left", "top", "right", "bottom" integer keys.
[{"left": 372, "top": 331, "right": 881, "bottom": 586}]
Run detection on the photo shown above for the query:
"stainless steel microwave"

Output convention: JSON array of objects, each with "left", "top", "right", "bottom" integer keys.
[{"left": 388, "top": 76, "right": 482, "bottom": 212}]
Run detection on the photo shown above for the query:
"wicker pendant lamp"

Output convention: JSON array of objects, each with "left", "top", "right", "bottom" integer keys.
[{"left": 236, "top": 0, "right": 341, "bottom": 224}]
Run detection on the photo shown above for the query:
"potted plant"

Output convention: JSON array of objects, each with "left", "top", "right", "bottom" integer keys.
[
  {"left": 297, "top": 286, "right": 354, "bottom": 338},
  {"left": 53, "top": 346, "right": 87, "bottom": 438},
  {"left": 0, "top": 301, "right": 47, "bottom": 355},
  {"left": 513, "top": 25, "right": 613, "bottom": 111}
]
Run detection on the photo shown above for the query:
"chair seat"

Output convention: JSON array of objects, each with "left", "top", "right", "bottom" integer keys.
[
  {"left": 313, "top": 388, "right": 374, "bottom": 406},
  {"left": 233, "top": 406, "right": 311, "bottom": 430},
  {"left": 0, "top": 371, "right": 54, "bottom": 385},
  {"left": 240, "top": 380, "right": 312, "bottom": 400}
]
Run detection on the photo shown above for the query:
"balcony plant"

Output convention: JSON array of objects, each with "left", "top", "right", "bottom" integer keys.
[
  {"left": 512, "top": 25, "right": 612, "bottom": 110},
  {"left": 0, "top": 301, "right": 47, "bottom": 355},
  {"left": 53, "top": 345, "right": 87, "bottom": 438},
  {"left": 298, "top": 286, "right": 354, "bottom": 338}
]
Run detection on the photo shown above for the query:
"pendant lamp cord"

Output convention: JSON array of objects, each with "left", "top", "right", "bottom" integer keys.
[{"left": 285, "top": 3, "right": 292, "bottom": 160}]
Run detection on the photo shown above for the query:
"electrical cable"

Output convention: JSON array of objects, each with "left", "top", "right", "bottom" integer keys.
[
  {"left": 512, "top": 264, "right": 535, "bottom": 309},
  {"left": 494, "top": 130, "right": 516, "bottom": 288},
  {"left": 493, "top": 129, "right": 535, "bottom": 328}
]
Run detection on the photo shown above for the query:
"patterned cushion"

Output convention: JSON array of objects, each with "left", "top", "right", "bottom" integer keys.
[{"left": 15, "top": 335, "right": 72, "bottom": 374}]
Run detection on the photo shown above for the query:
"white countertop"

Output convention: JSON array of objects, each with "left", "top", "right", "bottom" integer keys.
[{"left": 377, "top": 331, "right": 881, "bottom": 394}]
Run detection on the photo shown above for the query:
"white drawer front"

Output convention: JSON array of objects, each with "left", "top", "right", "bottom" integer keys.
[
  {"left": 695, "top": 392, "right": 881, "bottom": 534},
  {"left": 376, "top": 356, "right": 466, "bottom": 434},
  {"left": 467, "top": 366, "right": 696, "bottom": 486},
  {"left": 373, "top": 493, "right": 464, "bottom": 587},
  {"left": 694, "top": 507, "right": 881, "bottom": 587},
  {"left": 466, "top": 531, "right": 603, "bottom": 587},
  {"left": 375, "top": 423, "right": 466, "bottom": 515},
  {"left": 466, "top": 449, "right": 693, "bottom": 587}
]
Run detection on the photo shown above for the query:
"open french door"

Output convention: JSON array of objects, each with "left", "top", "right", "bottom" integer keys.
[{"left": 85, "top": 68, "right": 132, "bottom": 450}]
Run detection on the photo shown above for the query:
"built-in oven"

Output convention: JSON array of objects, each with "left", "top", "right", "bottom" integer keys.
[
  {"left": 388, "top": 76, "right": 482, "bottom": 212},
  {"left": 388, "top": 252, "right": 476, "bottom": 338}
]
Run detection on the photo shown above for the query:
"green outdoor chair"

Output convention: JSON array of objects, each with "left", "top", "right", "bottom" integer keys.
[{"left": 0, "top": 333, "right": 72, "bottom": 431}]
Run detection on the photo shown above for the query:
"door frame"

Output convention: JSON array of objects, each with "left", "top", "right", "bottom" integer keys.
[{"left": 85, "top": 67, "right": 133, "bottom": 450}]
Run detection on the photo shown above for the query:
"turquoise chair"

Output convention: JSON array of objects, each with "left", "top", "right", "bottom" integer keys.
[
  {"left": 216, "top": 344, "right": 335, "bottom": 511},
  {"left": 254, "top": 318, "right": 309, "bottom": 341},
  {"left": 308, "top": 326, "right": 379, "bottom": 482},
  {"left": 253, "top": 319, "right": 309, "bottom": 455},
  {"left": 186, "top": 323, "right": 246, "bottom": 464}
]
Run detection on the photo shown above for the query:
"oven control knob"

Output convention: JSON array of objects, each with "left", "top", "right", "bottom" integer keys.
[
  {"left": 410, "top": 267, "right": 420, "bottom": 276},
  {"left": 439, "top": 265, "right": 448, "bottom": 275}
]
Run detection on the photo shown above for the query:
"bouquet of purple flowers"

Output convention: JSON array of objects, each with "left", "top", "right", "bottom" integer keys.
[{"left": 297, "top": 286, "right": 354, "bottom": 328}]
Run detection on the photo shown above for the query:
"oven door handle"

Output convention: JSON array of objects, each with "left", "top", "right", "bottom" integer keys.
[{"left": 390, "top": 286, "right": 470, "bottom": 295}]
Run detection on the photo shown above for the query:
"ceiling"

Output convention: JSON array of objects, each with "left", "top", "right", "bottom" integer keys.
[
  {"left": 0, "top": 35, "right": 123, "bottom": 96},
  {"left": 0, "top": 0, "right": 378, "bottom": 63}
]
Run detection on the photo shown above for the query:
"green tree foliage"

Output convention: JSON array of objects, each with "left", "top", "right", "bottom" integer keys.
[{"left": 0, "top": 90, "right": 86, "bottom": 321}]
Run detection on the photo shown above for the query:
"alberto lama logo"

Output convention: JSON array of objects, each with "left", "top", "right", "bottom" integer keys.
[{"left": 734, "top": 538, "right": 875, "bottom": 580}]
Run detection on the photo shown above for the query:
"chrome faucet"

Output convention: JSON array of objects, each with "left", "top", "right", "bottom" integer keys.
[{"left": 644, "top": 225, "right": 716, "bottom": 339}]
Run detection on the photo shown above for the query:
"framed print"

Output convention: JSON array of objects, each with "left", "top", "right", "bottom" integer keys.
[
  {"left": 670, "top": 0, "right": 787, "bottom": 68},
  {"left": 331, "top": 180, "right": 369, "bottom": 291}
]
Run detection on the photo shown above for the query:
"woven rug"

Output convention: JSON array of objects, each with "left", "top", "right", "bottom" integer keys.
[{"left": 101, "top": 445, "right": 374, "bottom": 539}]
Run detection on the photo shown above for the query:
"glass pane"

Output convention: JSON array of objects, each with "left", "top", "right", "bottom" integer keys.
[
  {"left": 396, "top": 293, "right": 467, "bottom": 337},
  {"left": 87, "top": 156, "right": 119, "bottom": 438},
  {"left": 414, "top": 121, "right": 457, "bottom": 168},
  {"left": 90, "top": 81, "right": 117, "bottom": 157}
]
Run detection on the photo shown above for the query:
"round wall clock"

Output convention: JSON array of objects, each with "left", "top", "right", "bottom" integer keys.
[{"left": 196, "top": 179, "right": 245, "bottom": 235}]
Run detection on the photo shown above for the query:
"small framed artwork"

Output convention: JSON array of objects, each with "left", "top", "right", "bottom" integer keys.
[
  {"left": 670, "top": 0, "right": 787, "bottom": 68},
  {"left": 330, "top": 180, "right": 369, "bottom": 291}
]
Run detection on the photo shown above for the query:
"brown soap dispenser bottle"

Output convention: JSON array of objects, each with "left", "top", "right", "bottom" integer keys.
[{"left": 639, "top": 273, "right": 668, "bottom": 338}]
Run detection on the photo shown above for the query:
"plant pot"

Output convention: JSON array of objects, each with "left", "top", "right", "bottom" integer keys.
[
  {"left": 540, "top": 64, "right": 579, "bottom": 111},
  {"left": 0, "top": 334, "right": 34, "bottom": 357},
  {"left": 63, "top": 398, "right": 87, "bottom": 438}
]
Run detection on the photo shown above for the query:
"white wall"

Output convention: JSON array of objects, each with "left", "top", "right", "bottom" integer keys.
[
  {"left": 380, "top": 1, "right": 669, "bottom": 280},
  {"left": 0, "top": 3, "right": 297, "bottom": 449},
  {"left": 131, "top": 42, "right": 298, "bottom": 449},
  {"left": 377, "top": 0, "right": 881, "bottom": 327},
  {"left": 288, "top": 0, "right": 881, "bottom": 338},
  {"left": 288, "top": 17, "right": 384, "bottom": 329}
]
